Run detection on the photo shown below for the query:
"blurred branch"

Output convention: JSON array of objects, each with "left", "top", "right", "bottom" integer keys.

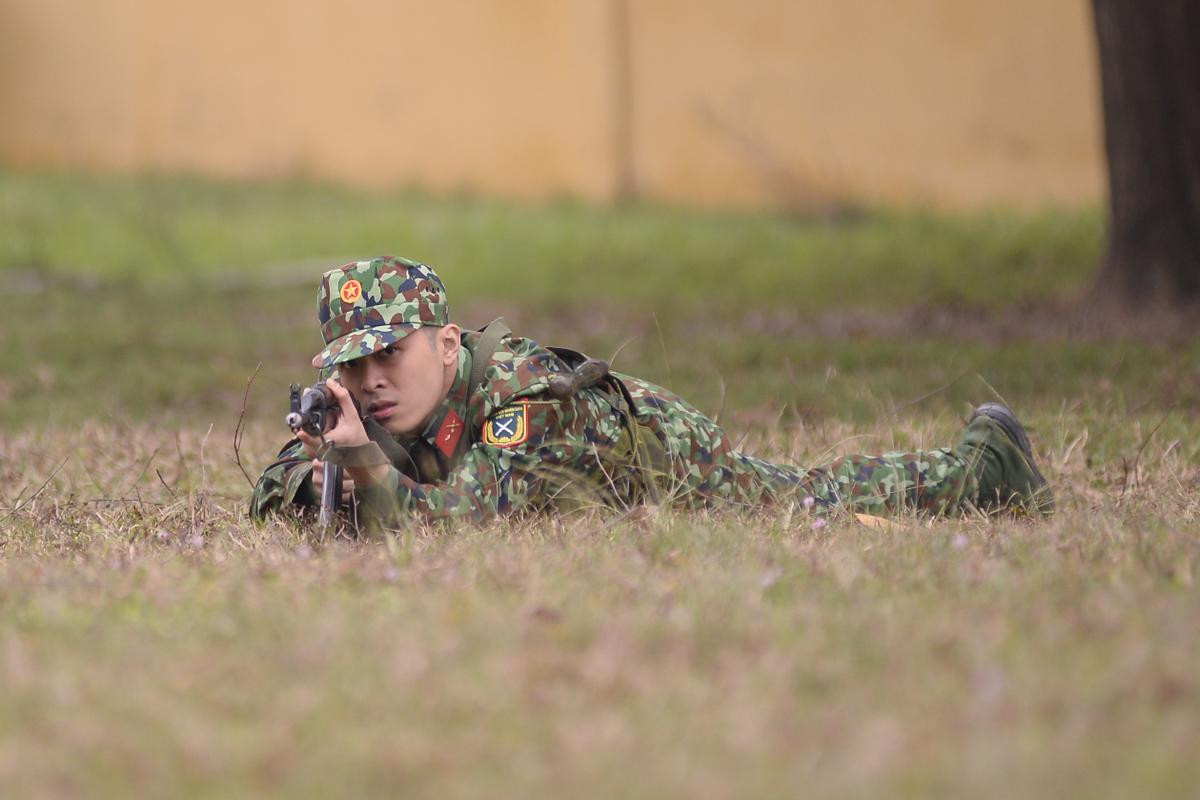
[
  {"left": 694, "top": 101, "right": 861, "bottom": 222},
  {"left": 233, "top": 362, "right": 262, "bottom": 489},
  {"left": 0, "top": 456, "right": 70, "bottom": 521}
]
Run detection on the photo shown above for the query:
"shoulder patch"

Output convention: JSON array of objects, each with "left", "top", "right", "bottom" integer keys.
[{"left": 483, "top": 403, "right": 530, "bottom": 448}]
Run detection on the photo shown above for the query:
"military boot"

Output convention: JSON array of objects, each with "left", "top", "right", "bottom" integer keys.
[{"left": 955, "top": 402, "right": 1054, "bottom": 516}]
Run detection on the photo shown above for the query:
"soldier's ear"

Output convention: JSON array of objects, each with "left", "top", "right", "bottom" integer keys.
[{"left": 438, "top": 324, "right": 462, "bottom": 365}]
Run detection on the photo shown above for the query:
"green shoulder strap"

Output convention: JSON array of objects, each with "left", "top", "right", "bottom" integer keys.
[
  {"left": 450, "top": 317, "right": 511, "bottom": 462},
  {"left": 468, "top": 317, "right": 511, "bottom": 400}
]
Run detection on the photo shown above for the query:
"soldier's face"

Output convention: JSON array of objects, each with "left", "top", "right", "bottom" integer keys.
[{"left": 337, "top": 325, "right": 461, "bottom": 435}]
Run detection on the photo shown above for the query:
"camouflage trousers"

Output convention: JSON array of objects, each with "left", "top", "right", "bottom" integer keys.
[{"left": 730, "top": 446, "right": 980, "bottom": 517}]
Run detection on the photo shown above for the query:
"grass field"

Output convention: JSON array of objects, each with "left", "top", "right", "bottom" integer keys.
[{"left": 1, "top": 170, "right": 1198, "bottom": 798}]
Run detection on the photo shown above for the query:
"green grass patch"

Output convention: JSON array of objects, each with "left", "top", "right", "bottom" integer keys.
[
  {"left": 0, "top": 167, "right": 1127, "bottom": 431},
  {"left": 4, "top": 282, "right": 1199, "bottom": 434},
  {"left": 0, "top": 169, "right": 1102, "bottom": 312}
]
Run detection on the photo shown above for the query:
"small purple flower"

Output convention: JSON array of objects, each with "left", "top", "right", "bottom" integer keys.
[{"left": 811, "top": 517, "right": 827, "bottom": 531}]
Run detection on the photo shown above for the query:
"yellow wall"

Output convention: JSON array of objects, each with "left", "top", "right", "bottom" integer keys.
[{"left": 0, "top": 1, "right": 1103, "bottom": 209}]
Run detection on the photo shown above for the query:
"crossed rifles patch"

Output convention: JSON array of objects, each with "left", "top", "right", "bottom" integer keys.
[{"left": 483, "top": 403, "right": 529, "bottom": 448}]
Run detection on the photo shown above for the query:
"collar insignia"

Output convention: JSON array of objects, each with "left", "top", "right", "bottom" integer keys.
[{"left": 435, "top": 409, "right": 465, "bottom": 458}]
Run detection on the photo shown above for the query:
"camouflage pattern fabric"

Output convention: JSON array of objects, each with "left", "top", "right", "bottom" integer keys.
[
  {"left": 618, "top": 375, "right": 978, "bottom": 516},
  {"left": 250, "top": 329, "right": 983, "bottom": 527},
  {"left": 312, "top": 256, "right": 450, "bottom": 369}
]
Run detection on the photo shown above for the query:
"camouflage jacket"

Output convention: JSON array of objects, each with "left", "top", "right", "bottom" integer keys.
[{"left": 249, "top": 328, "right": 828, "bottom": 525}]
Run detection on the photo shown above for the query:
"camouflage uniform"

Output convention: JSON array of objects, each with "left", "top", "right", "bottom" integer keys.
[{"left": 250, "top": 257, "right": 1044, "bottom": 527}]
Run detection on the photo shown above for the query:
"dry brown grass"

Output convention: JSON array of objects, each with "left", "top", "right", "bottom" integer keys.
[{"left": 2, "top": 408, "right": 1198, "bottom": 798}]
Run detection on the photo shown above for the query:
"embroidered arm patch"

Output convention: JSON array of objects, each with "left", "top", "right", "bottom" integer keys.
[{"left": 483, "top": 403, "right": 529, "bottom": 447}]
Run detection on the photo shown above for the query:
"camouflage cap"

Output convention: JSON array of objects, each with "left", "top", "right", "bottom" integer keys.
[{"left": 311, "top": 256, "right": 450, "bottom": 369}]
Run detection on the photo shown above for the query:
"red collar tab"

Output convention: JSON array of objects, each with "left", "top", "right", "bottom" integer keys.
[{"left": 434, "top": 409, "right": 465, "bottom": 458}]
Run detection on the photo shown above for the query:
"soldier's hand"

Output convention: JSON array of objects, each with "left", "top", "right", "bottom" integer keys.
[
  {"left": 296, "top": 378, "right": 388, "bottom": 490},
  {"left": 297, "top": 378, "right": 370, "bottom": 457},
  {"left": 311, "top": 459, "right": 356, "bottom": 503}
]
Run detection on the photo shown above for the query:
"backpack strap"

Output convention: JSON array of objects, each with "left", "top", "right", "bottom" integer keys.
[{"left": 468, "top": 317, "right": 511, "bottom": 400}]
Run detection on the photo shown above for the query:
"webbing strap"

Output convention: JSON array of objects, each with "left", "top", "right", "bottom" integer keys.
[
  {"left": 468, "top": 317, "right": 511, "bottom": 400},
  {"left": 316, "top": 440, "right": 390, "bottom": 468}
]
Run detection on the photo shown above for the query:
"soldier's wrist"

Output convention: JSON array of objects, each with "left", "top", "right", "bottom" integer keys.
[
  {"left": 316, "top": 440, "right": 388, "bottom": 468},
  {"left": 352, "top": 466, "right": 403, "bottom": 522},
  {"left": 346, "top": 462, "right": 389, "bottom": 488}
]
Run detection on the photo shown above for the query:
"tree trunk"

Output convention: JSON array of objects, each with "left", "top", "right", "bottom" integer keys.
[{"left": 1092, "top": 0, "right": 1200, "bottom": 304}]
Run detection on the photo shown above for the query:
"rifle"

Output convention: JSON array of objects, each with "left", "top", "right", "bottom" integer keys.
[{"left": 286, "top": 383, "right": 343, "bottom": 528}]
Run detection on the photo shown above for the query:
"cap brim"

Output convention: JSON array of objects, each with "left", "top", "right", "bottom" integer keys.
[{"left": 311, "top": 323, "right": 422, "bottom": 369}]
